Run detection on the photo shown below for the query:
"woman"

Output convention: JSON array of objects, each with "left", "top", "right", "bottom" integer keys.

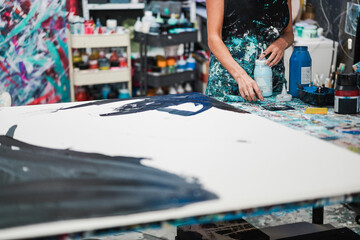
[{"left": 205, "top": 0, "right": 294, "bottom": 101}]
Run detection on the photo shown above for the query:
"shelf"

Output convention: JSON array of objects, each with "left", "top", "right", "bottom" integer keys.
[
  {"left": 147, "top": 70, "right": 196, "bottom": 88},
  {"left": 87, "top": 3, "right": 145, "bottom": 10},
  {"left": 134, "top": 31, "right": 198, "bottom": 47},
  {"left": 73, "top": 68, "right": 131, "bottom": 86},
  {"left": 70, "top": 33, "right": 130, "bottom": 48}
]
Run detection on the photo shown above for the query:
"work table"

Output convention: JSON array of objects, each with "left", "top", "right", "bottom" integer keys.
[
  {"left": 0, "top": 93, "right": 359, "bottom": 239},
  {"left": 221, "top": 96, "right": 360, "bottom": 154}
]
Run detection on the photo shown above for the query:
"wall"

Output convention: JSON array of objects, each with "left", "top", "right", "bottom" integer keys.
[
  {"left": 307, "top": 0, "right": 359, "bottom": 72},
  {"left": 0, "top": 0, "right": 69, "bottom": 106},
  {"left": 307, "top": 0, "right": 343, "bottom": 41}
]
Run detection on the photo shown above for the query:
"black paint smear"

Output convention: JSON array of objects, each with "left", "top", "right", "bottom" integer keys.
[
  {"left": 5, "top": 125, "right": 17, "bottom": 138},
  {"left": 58, "top": 93, "right": 248, "bottom": 117},
  {"left": 0, "top": 135, "right": 217, "bottom": 229}
]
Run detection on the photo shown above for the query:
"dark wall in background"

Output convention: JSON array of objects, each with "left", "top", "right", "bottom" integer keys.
[
  {"left": 307, "top": 0, "right": 343, "bottom": 41},
  {"left": 308, "top": 0, "right": 359, "bottom": 71}
]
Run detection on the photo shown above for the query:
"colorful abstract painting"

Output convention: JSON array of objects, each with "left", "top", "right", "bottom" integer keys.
[{"left": 0, "top": 0, "right": 69, "bottom": 106}]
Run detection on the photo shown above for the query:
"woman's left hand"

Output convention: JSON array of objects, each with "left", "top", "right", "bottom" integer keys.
[{"left": 259, "top": 38, "right": 289, "bottom": 67}]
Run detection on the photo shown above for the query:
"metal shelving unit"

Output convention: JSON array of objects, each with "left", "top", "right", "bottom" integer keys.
[
  {"left": 68, "top": 32, "right": 132, "bottom": 101},
  {"left": 82, "top": 0, "right": 145, "bottom": 20},
  {"left": 81, "top": 0, "right": 196, "bottom": 25},
  {"left": 134, "top": 31, "right": 198, "bottom": 95}
]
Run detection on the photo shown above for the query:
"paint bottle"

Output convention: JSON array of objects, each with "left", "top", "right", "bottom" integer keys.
[
  {"left": 75, "top": 87, "right": 88, "bottom": 101},
  {"left": 84, "top": 19, "right": 94, "bottom": 34},
  {"left": 106, "top": 19, "right": 117, "bottom": 33},
  {"left": 155, "top": 12, "right": 164, "bottom": 24},
  {"left": 134, "top": 17, "right": 142, "bottom": 32},
  {"left": 177, "top": 55, "right": 186, "bottom": 72},
  {"left": 110, "top": 52, "right": 120, "bottom": 69},
  {"left": 156, "top": 87, "right": 164, "bottom": 95},
  {"left": 179, "top": 13, "right": 187, "bottom": 25},
  {"left": 289, "top": 46, "right": 312, "bottom": 98},
  {"left": 149, "top": 21, "right": 160, "bottom": 34},
  {"left": 176, "top": 84, "right": 185, "bottom": 94},
  {"left": 157, "top": 56, "right": 167, "bottom": 74},
  {"left": 185, "top": 82, "right": 193, "bottom": 93},
  {"left": 72, "top": 50, "right": 82, "bottom": 68},
  {"left": 169, "top": 86, "right": 177, "bottom": 94},
  {"left": 334, "top": 73, "right": 360, "bottom": 114},
  {"left": 142, "top": 11, "right": 155, "bottom": 33},
  {"left": 119, "top": 53, "right": 128, "bottom": 68},
  {"left": 89, "top": 51, "right": 99, "bottom": 70},
  {"left": 118, "top": 88, "right": 130, "bottom": 99},
  {"left": 186, "top": 55, "right": 196, "bottom": 71},
  {"left": 254, "top": 59, "right": 273, "bottom": 97},
  {"left": 167, "top": 13, "right": 178, "bottom": 26},
  {"left": 167, "top": 57, "right": 176, "bottom": 73},
  {"left": 98, "top": 51, "right": 110, "bottom": 70},
  {"left": 95, "top": 18, "right": 103, "bottom": 34},
  {"left": 101, "top": 84, "right": 111, "bottom": 99}
]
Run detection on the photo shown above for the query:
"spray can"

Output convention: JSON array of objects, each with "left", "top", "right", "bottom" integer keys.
[
  {"left": 289, "top": 46, "right": 312, "bottom": 97},
  {"left": 254, "top": 59, "right": 273, "bottom": 97},
  {"left": 334, "top": 73, "right": 360, "bottom": 114}
]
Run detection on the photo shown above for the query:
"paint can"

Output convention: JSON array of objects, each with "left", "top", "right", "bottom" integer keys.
[
  {"left": 334, "top": 73, "right": 360, "bottom": 114},
  {"left": 254, "top": 59, "right": 272, "bottom": 97}
]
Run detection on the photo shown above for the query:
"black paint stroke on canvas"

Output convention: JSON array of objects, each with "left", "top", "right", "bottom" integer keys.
[
  {"left": 58, "top": 93, "right": 248, "bottom": 117},
  {"left": 0, "top": 135, "right": 217, "bottom": 229}
]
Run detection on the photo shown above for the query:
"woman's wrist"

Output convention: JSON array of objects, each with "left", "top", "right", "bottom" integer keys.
[
  {"left": 232, "top": 69, "right": 247, "bottom": 84},
  {"left": 277, "top": 37, "right": 289, "bottom": 50}
]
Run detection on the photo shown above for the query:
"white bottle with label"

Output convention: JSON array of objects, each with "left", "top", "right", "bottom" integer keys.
[
  {"left": 254, "top": 59, "right": 273, "bottom": 97},
  {"left": 142, "top": 11, "right": 155, "bottom": 33}
]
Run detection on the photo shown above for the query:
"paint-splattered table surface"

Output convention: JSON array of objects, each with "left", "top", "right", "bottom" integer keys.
[{"left": 222, "top": 97, "right": 360, "bottom": 154}]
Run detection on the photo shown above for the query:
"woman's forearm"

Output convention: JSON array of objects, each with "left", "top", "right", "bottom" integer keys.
[
  {"left": 279, "top": 30, "right": 294, "bottom": 49},
  {"left": 208, "top": 35, "right": 246, "bottom": 80},
  {"left": 208, "top": 34, "right": 264, "bottom": 101}
]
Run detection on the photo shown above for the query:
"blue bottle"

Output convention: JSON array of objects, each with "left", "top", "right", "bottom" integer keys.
[
  {"left": 254, "top": 59, "right": 273, "bottom": 97},
  {"left": 101, "top": 84, "right": 111, "bottom": 99},
  {"left": 289, "top": 46, "right": 312, "bottom": 98}
]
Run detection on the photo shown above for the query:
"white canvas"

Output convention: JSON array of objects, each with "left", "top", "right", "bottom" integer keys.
[{"left": 0, "top": 94, "right": 359, "bottom": 239}]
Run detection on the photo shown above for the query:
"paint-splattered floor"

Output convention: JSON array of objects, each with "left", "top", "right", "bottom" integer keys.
[{"left": 94, "top": 204, "right": 360, "bottom": 239}]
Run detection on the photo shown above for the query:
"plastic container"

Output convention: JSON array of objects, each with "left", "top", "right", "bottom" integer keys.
[
  {"left": 167, "top": 13, "right": 178, "bottom": 25},
  {"left": 289, "top": 46, "right": 312, "bottom": 98},
  {"left": 334, "top": 73, "right": 360, "bottom": 114},
  {"left": 118, "top": 88, "right": 131, "bottom": 99},
  {"left": 155, "top": 12, "right": 164, "bottom": 24},
  {"left": 177, "top": 55, "right": 186, "bottom": 72},
  {"left": 254, "top": 59, "right": 273, "bottom": 97},
  {"left": 134, "top": 17, "right": 142, "bottom": 32},
  {"left": 303, "top": 25, "right": 317, "bottom": 38},
  {"left": 295, "top": 23, "right": 306, "bottom": 37},
  {"left": 298, "top": 86, "right": 334, "bottom": 106},
  {"left": 142, "top": 11, "right": 155, "bottom": 33},
  {"left": 101, "top": 85, "right": 111, "bottom": 99},
  {"left": 98, "top": 51, "right": 110, "bottom": 70},
  {"left": 106, "top": 19, "right": 117, "bottom": 33},
  {"left": 186, "top": 55, "right": 196, "bottom": 71}
]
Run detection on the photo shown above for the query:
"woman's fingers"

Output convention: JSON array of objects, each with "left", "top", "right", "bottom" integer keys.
[
  {"left": 252, "top": 82, "right": 264, "bottom": 101},
  {"left": 266, "top": 50, "right": 277, "bottom": 66},
  {"left": 240, "top": 84, "right": 259, "bottom": 102},
  {"left": 263, "top": 39, "right": 287, "bottom": 67},
  {"left": 240, "top": 89, "right": 250, "bottom": 101}
]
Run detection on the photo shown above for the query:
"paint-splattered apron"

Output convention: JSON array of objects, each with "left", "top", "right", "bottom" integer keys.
[{"left": 205, "top": 0, "right": 290, "bottom": 97}]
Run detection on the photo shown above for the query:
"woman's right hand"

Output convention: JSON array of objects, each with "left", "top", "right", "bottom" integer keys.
[{"left": 236, "top": 72, "right": 264, "bottom": 102}]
